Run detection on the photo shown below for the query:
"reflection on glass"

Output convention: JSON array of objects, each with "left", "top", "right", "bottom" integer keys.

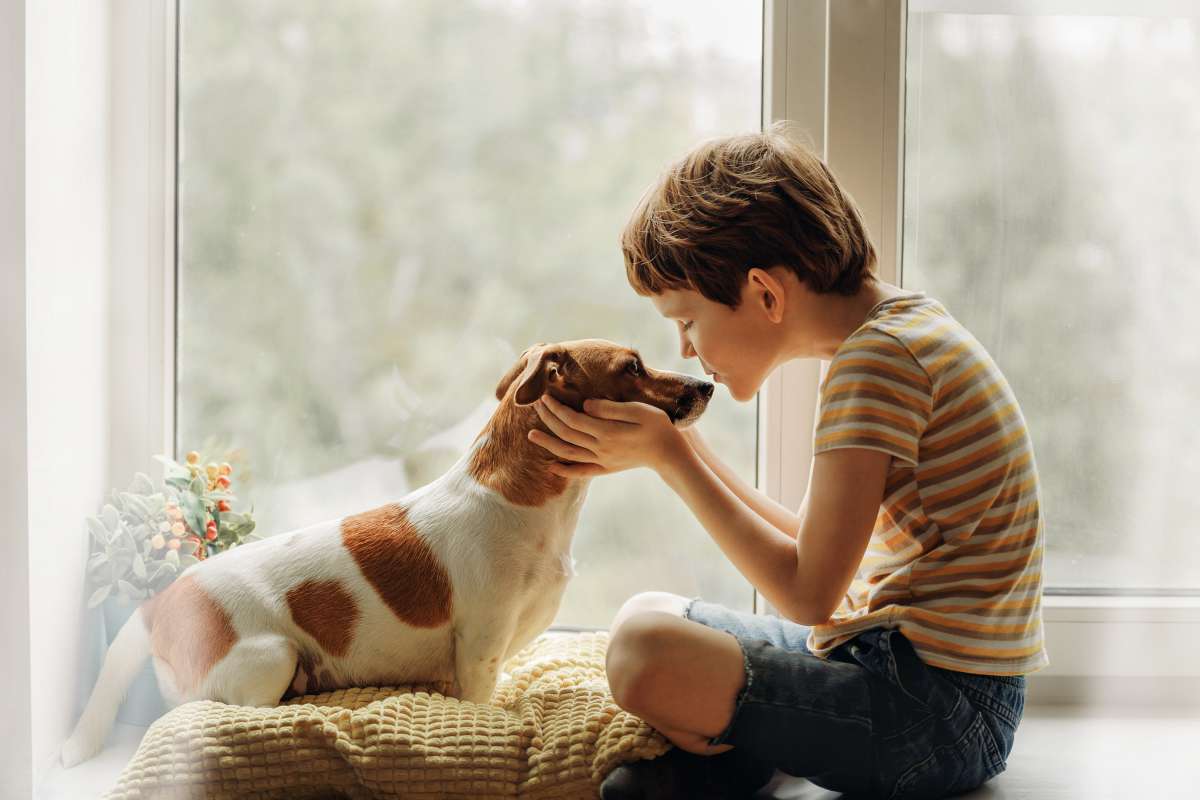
[
  {"left": 177, "top": 0, "right": 763, "bottom": 626},
  {"left": 903, "top": 7, "right": 1200, "bottom": 591}
]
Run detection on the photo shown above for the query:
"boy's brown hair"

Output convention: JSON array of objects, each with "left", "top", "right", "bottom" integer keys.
[{"left": 620, "top": 120, "right": 877, "bottom": 308}]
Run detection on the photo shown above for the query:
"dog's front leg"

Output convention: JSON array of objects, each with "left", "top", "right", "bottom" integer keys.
[{"left": 450, "top": 614, "right": 517, "bottom": 706}]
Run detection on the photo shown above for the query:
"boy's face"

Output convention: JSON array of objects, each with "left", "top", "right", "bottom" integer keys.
[{"left": 649, "top": 282, "right": 782, "bottom": 403}]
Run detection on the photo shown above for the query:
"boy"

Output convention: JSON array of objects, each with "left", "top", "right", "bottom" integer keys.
[{"left": 528, "top": 122, "right": 1048, "bottom": 799}]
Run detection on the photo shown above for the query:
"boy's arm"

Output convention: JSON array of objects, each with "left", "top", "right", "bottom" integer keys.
[
  {"left": 658, "top": 438, "right": 888, "bottom": 626},
  {"left": 682, "top": 428, "right": 805, "bottom": 539}
]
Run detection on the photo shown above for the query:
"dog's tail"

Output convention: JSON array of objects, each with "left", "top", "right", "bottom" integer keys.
[{"left": 61, "top": 606, "right": 153, "bottom": 768}]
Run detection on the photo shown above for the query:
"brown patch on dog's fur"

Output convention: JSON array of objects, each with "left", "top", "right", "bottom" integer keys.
[
  {"left": 469, "top": 399, "right": 569, "bottom": 507},
  {"left": 286, "top": 579, "right": 360, "bottom": 658},
  {"left": 342, "top": 503, "right": 453, "bottom": 628},
  {"left": 140, "top": 574, "right": 237, "bottom": 694}
]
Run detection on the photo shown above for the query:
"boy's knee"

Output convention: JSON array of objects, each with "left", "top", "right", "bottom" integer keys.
[
  {"left": 609, "top": 591, "right": 691, "bottom": 638},
  {"left": 605, "top": 612, "right": 676, "bottom": 710}
]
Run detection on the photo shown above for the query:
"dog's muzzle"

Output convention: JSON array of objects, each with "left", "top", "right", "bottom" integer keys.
[{"left": 670, "top": 380, "right": 715, "bottom": 427}]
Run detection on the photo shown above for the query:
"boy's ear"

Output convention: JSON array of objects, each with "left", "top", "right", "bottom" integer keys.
[{"left": 747, "top": 267, "right": 786, "bottom": 323}]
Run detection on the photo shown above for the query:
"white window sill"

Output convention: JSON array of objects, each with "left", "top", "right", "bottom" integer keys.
[{"left": 1044, "top": 593, "right": 1200, "bottom": 623}]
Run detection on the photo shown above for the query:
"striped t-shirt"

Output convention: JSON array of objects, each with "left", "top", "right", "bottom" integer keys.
[{"left": 806, "top": 292, "right": 1049, "bottom": 676}]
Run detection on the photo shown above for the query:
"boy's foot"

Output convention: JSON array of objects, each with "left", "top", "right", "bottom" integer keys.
[{"left": 600, "top": 745, "right": 776, "bottom": 800}]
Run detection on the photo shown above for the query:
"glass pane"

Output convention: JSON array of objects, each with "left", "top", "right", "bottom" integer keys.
[
  {"left": 176, "top": 0, "right": 763, "bottom": 627},
  {"left": 903, "top": 5, "right": 1200, "bottom": 592}
]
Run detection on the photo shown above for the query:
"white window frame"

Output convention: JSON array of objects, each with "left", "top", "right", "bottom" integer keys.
[
  {"left": 109, "top": 0, "right": 176, "bottom": 490},
  {"left": 112, "top": 0, "right": 1200, "bottom": 708}
]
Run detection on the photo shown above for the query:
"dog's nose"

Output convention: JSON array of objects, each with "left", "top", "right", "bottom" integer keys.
[{"left": 699, "top": 382, "right": 714, "bottom": 399}]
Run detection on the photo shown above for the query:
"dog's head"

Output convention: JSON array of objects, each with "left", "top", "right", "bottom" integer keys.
[{"left": 493, "top": 339, "right": 713, "bottom": 427}]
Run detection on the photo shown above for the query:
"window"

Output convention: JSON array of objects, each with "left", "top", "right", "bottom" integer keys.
[
  {"left": 105, "top": 0, "right": 1200, "bottom": 701},
  {"left": 175, "top": 0, "right": 763, "bottom": 626},
  {"left": 903, "top": 1, "right": 1200, "bottom": 594}
]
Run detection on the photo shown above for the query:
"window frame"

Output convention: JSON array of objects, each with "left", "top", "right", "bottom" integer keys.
[{"left": 112, "top": 0, "right": 1200, "bottom": 706}]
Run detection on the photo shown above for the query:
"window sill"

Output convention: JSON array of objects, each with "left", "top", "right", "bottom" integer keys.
[
  {"left": 558, "top": 592, "right": 1200, "bottom": 709},
  {"left": 1044, "top": 594, "right": 1200, "bottom": 623}
]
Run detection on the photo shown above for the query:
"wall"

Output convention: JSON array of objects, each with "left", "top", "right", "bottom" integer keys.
[
  {"left": 1, "top": 0, "right": 33, "bottom": 794},
  {"left": 25, "top": 0, "right": 113, "bottom": 791}
]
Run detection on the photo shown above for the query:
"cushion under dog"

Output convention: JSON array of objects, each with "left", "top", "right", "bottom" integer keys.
[{"left": 103, "top": 631, "right": 670, "bottom": 799}]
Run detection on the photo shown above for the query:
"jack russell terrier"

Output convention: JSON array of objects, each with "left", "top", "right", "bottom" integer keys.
[{"left": 63, "top": 338, "right": 713, "bottom": 767}]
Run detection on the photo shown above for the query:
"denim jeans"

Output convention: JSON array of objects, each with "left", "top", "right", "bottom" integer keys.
[{"left": 684, "top": 599, "right": 1025, "bottom": 799}]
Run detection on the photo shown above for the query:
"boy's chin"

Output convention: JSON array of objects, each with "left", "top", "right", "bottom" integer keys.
[
  {"left": 723, "top": 372, "right": 769, "bottom": 403},
  {"left": 722, "top": 378, "right": 754, "bottom": 403}
]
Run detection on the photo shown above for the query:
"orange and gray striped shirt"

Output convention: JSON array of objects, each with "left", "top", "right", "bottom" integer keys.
[{"left": 806, "top": 291, "right": 1049, "bottom": 676}]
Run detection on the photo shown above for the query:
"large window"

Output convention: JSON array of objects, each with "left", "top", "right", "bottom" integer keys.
[
  {"left": 175, "top": 0, "right": 763, "bottom": 626},
  {"left": 903, "top": 2, "right": 1200, "bottom": 593}
]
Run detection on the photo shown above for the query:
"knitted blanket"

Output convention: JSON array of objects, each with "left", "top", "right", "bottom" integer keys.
[{"left": 104, "top": 631, "right": 670, "bottom": 799}]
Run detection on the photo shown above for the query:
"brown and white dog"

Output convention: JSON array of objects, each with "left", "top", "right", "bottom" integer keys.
[{"left": 62, "top": 339, "right": 713, "bottom": 767}]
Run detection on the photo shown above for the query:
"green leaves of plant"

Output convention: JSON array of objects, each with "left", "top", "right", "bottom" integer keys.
[{"left": 85, "top": 453, "right": 257, "bottom": 609}]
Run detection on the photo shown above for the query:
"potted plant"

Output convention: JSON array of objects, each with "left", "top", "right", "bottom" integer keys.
[{"left": 81, "top": 449, "right": 258, "bottom": 724}]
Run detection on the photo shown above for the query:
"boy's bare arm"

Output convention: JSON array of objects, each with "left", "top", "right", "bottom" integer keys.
[
  {"left": 683, "top": 428, "right": 805, "bottom": 539},
  {"left": 656, "top": 436, "right": 887, "bottom": 626}
]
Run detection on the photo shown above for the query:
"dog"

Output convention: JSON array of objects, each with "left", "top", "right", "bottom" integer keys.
[{"left": 62, "top": 338, "right": 713, "bottom": 767}]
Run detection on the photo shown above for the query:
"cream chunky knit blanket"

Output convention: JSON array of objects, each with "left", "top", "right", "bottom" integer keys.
[{"left": 104, "top": 631, "right": 670, "bottom": 799}]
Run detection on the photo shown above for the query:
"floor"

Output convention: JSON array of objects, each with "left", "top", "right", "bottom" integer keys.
[{"left": 40, "top": 705, "right": 1200, "bottom": 799}]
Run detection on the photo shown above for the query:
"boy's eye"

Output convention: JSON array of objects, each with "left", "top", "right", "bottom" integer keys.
[{"left": 681, "top": 321, "right": 694, "bottom": 332}]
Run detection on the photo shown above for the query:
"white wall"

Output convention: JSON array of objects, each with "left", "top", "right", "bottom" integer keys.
[
  {"left": 1, "top": 0, "right": 33, "bottom": 795},
  {"left": 25, "top": 0, "right": 112, "bottom": 791}
]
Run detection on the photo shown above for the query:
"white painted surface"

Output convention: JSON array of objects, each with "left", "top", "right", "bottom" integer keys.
[
  {"left": 1, "top": 0, "right": 32, "bottom": 796},
  {"left": 25, "top": 0, "right": 112, "bottom": 792}
]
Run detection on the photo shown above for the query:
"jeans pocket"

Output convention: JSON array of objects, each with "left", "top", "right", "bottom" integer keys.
[
  {"left": 869, "top": 629, "right": 961, "bottom": 719},
  {"left": 980, "top": 709, "right": 1017, "bottom": 767},
  {"left": 940, "top": 671, "right": 1025, "bottom": 764},
  {"left": 889, "top": 713, "right": 999, "bottom": 800}
]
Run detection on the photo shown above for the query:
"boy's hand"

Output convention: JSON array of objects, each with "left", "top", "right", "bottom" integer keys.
[{"left": 527, "top": 394, "right": 687, "bottom": 478}]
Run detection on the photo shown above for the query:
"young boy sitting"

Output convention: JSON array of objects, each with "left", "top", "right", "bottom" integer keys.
[{"left": 528, "top": 122, "right": 1048, "bottom": 800}]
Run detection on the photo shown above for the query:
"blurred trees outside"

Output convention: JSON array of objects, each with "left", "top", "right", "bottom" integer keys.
[
  {"left": 176, "top": 2, "right": 1200, "bottom": 637},
  {"left": 903, "top": 12, "right": 1200, "bottom": 590},
  {"left": 176, "top": 0, "right": 762, "bottom": 626}
]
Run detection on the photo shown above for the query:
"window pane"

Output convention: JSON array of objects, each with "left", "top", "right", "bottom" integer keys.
[
  {"left": 903, "top": 5, "right": 1200, "bottom": 592},
  {"left": 176, "top": 0, "right": 763, "bottom": 626}
]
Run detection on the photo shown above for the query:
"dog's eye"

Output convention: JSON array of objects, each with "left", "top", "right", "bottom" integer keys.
[{"left": 627, "top": 360, "right": 642, "bottom": 376}]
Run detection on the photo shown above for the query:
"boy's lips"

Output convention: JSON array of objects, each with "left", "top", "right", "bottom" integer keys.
[{"left": 699, "top": 360, "right": 720, "bottom": 382}]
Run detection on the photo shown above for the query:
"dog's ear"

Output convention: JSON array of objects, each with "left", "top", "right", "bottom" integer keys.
[
  {"left": 494, "top": 351, "right": 531, "bottom": 401},
  {"left": 513, "top": 349, "right": 563, "bottom": 405},
  {"left": 495, "top": 343, "right": 560, "bottom": 404}
]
